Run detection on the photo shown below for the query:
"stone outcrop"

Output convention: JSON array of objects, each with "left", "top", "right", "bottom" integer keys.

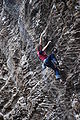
[{"left": 0, "top": 0, "right": 80, "bottom": 120}]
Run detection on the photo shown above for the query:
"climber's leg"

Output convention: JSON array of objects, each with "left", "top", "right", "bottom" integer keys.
[
  {"left": 44, "top": 58, "right": 60, "bottom": 79},
  {"left": 50, "top": 54, "right": 59, "bottom": 65},
  {"left": 50, "top": 62, "right": 60, "bottom": 79}
]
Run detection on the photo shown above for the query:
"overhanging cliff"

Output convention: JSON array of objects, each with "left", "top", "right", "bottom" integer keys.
[{"left": 0, "top": 0, "right": 80, "bottom": 120}]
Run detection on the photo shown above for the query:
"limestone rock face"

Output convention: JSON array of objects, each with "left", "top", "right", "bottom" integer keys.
[{"left": 0, "top": 0, "right": 80, "bottom": 120}]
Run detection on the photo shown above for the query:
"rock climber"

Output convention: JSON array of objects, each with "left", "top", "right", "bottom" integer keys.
[{"left": 36, "top": 33, "right": 61, "bottom": 80}]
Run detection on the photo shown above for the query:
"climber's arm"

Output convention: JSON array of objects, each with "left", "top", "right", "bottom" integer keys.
[
  {"left": 39, "top": 30, "right": 46, "bottom": 45},
  {"left": 42, "top": 41, "right": 51, "bottom": 51},
  {"left": 39, "top": 35, "right": 42, "bottom": 45}
]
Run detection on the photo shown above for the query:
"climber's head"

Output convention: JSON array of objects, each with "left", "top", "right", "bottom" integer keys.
[{"left": 36, "top": 44, "right": 42, "bottom": 51}]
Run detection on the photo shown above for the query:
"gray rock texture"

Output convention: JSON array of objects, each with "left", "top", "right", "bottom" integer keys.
[{"left": 0, "top": 0, "right": 80, "bottom": 120}]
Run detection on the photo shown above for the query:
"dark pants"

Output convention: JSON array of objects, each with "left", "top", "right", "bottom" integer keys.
[{"left": 44, "top": 54, "right": 60, "bottom": 79}]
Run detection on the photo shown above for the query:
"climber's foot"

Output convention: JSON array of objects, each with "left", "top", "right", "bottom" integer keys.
[{"left": 56, "top": 75, "right": 61, "bottom": 80}]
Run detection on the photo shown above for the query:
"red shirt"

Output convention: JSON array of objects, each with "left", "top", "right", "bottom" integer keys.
[{"left": 37, "top": 45, "right": 47, "bottom": 61}]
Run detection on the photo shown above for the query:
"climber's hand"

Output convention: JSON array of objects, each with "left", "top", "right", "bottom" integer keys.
[
  {"left": 48, "top": 41, "right": 51, "bottom": 44},
  {"left": 41, "top": 33, "right": 44, "bottom": 37},
  {"left": 41, "top": 29, "right": 46, "bottom": 37}
]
